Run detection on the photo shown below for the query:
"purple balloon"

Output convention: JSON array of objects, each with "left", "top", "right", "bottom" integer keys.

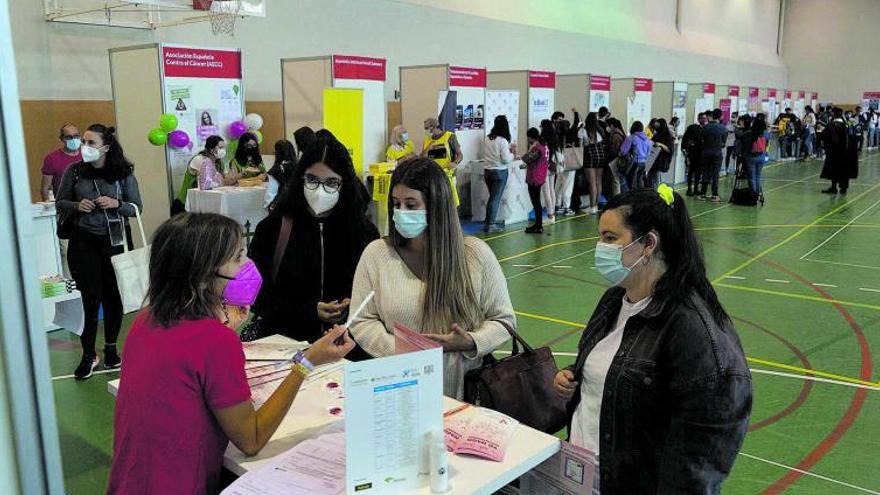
[
  {"left": 168, "top": 130, "right": 190, "bottom": 149},
  {"left": 228, "top": 120, "right": 247, "bottom": 139}
]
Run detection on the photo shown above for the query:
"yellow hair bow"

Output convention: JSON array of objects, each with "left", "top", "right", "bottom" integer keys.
[{"left": 657, "top": 184, "right": 675, "bottom": 206}]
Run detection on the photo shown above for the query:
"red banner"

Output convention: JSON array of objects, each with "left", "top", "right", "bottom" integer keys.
[
  {"left": 785, "top": 90, "right": 792, "bottom": 100},
  {"left": 798, "top": 90, "right": 805, "bottom": 99},
  {"left": 729, "top": 86, "right": 740, "bottom": 97},
  {"left": 703, "top": 83, "right": 716, "bottom": 94},
  {"left": 529, "top": 71, "right": 556, "bottom": 88},
  {"left": 448, "top": 66, "right": 486, "bottom": 88},
  {"left": 768, "top": 89, "right": 778, "bottom": 98},
  {"left": 863, "top": 92, "right": 880, "bottom": 99},
  {"left": 720, "top": 99, "right": 732, "bottom": 124},
  {"left": 332, "top": 55, "right": 386, "bottom": 81},
  {"left": 162, "top": 46, "right": 241, "bottom": 79},
  {"left": 590, "top": 75, "right": 611, "bottom": 91},
  {"left": 749, "top": 87, "right": 759, "bottom": 98},
  {"left": 634, "top": 78, "right": 653, "bottom": 92},
  {"left": 812, "top": 92, "right": 818, "bottom": 101}
]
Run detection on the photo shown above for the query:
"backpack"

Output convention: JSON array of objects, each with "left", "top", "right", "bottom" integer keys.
[{"left": 751, "top": 135, "right": 768, "bottom": 154}]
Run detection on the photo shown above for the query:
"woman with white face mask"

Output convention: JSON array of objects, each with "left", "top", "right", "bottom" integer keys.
[
  {"left": 55, "top": 123, "right": 143, "bottom": 380},
  {"left": 552, "top": 185, "right": 752, "bottom": 494},
  {"left": 348, "top": 158, "right": 514, "bottom": 399},
  {"left": 246, "top": 137, "right": 379, "bottom": 347}
]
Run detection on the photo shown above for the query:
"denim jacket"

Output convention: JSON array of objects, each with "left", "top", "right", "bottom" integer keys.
[{"left": 565, "top": 287, "right": 752, "bottom": 494}]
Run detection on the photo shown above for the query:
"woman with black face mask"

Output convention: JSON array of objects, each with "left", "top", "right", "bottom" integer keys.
[
  {"left": 230, "top": 132, "right": 267, "bottom": 181},
  {"left": 245, "top": 137, "right": 379, "bottom": 346}
]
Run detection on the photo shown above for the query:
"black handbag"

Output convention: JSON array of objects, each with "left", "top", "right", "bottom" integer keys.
[
  {"left": 463, "top": 325, "right": 569, "bottom": 434},
  {"left": 240, "top": 215, "right": 293, "bottom": 342},
  {"left": 56, "top": 163, "right": 81, "bottom": 240}
]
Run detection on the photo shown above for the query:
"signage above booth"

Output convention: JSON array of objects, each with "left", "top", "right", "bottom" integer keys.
[
  {"left": 798, "top": 90, "right": 805, "bottom": 99},
  {"left": 590, "top": 75, "right": 611, "bottom": 91},
  {"left": 750, "top": 87, "right": 759, "bottom": 97},
  {"left": 768, "top": 89, "right": 778, "bottom": 98},
  {"left": 331, "top": 55, "right": 386, "bottom": 81},
  {"left": 785, "top": 90, "right": 792, "bottom": 100},
  {"left": 448, "top": 66, "right": 487, "bottom": 88},
  {"left": 634, "top": 78, "right": 653, "bottom": 92},
  {"left": 729, "top": 86, "right": 740, "bottom": 97},
  {"left": 161, "top": 46, "right": 241, "bottom": 79},
  {"left": 702, "top": 83, "right": 716, "bottom": 94},
  {"left": 812, "top": 92, "right": 819, "bottom": 100},
  {"left": 528, "top": 71, "right": 556, "bottom": 89},
  {"left": 863, "top": 92, "right": 880, "bottom": 99}
]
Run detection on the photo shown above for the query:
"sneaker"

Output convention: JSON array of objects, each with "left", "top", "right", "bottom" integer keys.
[
  {"left": 74, "top": 354, "right": 100, "bottom": 380},
  {"left": 590, "top": 206, "right": 599, "bottom": 215},
  {"left": 547, "top": 216, "right": 556, "bottom": 225},
  {"left": 486, "top": 225, "right": 504, "bottom": 234},
  {"left": 821, "top": 188, "right": 838, "bottom": 194},
  {"left": 696, "top": 195, "right": 707, "bottom": 201},
  {"left": 524, "top": 225, "right": 543, "bottom": 234},
  {"left": 104, "top": 345, "right": 121, "bottom": 369},
  {"left": 710, "top": 196, "right": 722, "bottom": 203},
  {"left": 564, "top": 209, "right": 576, "bottom": 217}
]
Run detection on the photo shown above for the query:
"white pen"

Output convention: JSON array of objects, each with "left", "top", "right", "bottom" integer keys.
[{"left": 344, "top": 291, "right": 375, "bottom": 329}]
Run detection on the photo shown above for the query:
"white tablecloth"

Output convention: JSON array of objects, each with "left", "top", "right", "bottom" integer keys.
[
  {"left": 469, "top": 160, "right": 531, "bottom": 225},
  {"left": 185, "top": 186, "right": 268, "bottom": 228}
]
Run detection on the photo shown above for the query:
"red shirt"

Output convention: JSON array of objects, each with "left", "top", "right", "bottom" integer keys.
[
  {"left": 41, "top": 148, "right": 81, "bottom": 195},
  {"left": 108, "top": 312, "right": 251, "bottom": 495}
]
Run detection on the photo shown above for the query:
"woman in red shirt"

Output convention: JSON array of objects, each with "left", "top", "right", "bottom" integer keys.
[{"left": 108, "top": 212, "right": 354, "bottom": 494}]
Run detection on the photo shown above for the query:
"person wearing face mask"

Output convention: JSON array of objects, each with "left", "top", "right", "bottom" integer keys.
[
  {"left": 41, "top": 123, "right": 82, "bottom": 202},
  {"left": 55, "top": 123, "right": 143, "bottom": 380},
  {"left": 107, "top": 213, "right": 354, "bottom": 495},
  {"left": 552, "top": 185, "right": 751, "bottom": 494},
  {"left": 421, "top": 117, "right": 462, "bottom": 207},
  {"left": 349, "top": 158, "right": 514, "bottom": 399},
  {"left": 230, "top": 132, "right": 267, "bottom": 180},
  {"left": 264, "top": 139, "right": 297, "bottom": 209},
  {"left": 246, "top": 138, "right": 378, "bottom": 346},
  {"left": 171, "top": 136, "right": 230, "bottom": 214},
  {"left": 386, "top": 125, "right": 417, "bottom": 163}
]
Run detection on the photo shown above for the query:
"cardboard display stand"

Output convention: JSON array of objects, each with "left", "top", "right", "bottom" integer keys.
[
  {"left": 611, "top": 78, "right": 653, "bottom": 130},
  {"left": 589, "top": 75, "right": 612, "bottom": 114},
  {"left": 281, "top": 54, "right": 387, "bottom": 178},
  {"left": 108, "top": 43, "right": 245, "bottom": 243},
  {"left": 730, "top": 86, "right": 748, "bottom": 118},
  {"left": 783, "top": 90, "right": 793, "bottom": 114}
]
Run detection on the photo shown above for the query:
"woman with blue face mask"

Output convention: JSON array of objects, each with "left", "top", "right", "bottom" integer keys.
[
  {"left": 552, "top": 185, "right": 752, "bottom": 494},
  {"left": 348, "top": 158, "right": 514, "bottom": 399}
]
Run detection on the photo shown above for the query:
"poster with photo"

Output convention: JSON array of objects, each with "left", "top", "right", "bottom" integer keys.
[
  {"left": 672, "top": 82, "right": 687, "bottom": 136},
  {"left": 626, "top": 78, "right": 652, "bottom": 129},
  {"left": 862, "top": 92, "right": 880, "bottom": 111},
  {"left": 195, "top": 108, "right": 220, "bottom": 146},
  {"left": 528, "top": 71, "right": 556, "bottom": 130},
  {"left": 589, "top": 75, "right": 611, "bottom": 113}
]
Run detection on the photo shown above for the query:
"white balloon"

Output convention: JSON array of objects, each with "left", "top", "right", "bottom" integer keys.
[{"left": 244, "top": 113, "right": 264, "bottom": 131}]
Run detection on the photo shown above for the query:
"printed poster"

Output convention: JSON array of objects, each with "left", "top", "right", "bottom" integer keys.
[
  {"left": 589, "top": 75, "right": 611, "bottom": 113},
  {"left": 672, "top": 81, "right": 688, "bottom": 136},
  {"left": 528, "top": 71, "right": 556, "bottom": 130},
  {"left": 626, "top": 78, "right": 652, "bottom": 129}
]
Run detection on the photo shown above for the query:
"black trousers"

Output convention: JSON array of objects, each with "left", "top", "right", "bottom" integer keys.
[
  {"left": 725, "top": 146, "right": 736, "bottom": 170},
  {"left": 528, "top": 184, "right": 543, "bottom": 228},
  {"left": 832, "top": 177, "right": 850, "bottom": 192},
  {"left": 68, "top": 231, "right": 124, "bottom": 356}
]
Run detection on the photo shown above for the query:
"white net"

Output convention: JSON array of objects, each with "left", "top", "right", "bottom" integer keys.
[{"left": 208, "top": 0, "right": 241, "bottom": 36}]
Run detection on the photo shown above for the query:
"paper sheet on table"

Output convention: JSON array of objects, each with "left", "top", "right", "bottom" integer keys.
[
  {"left": 221, "top": 431, "right": 346, "bottom": 495},
  {"left": 393, "top": 323, "right": 441, "bottom": 354},
  {"left": 248, "top": 360, "right": 346, "bottom": 408},
  {"left": 517, "top": 441, "right": 600, "bottom": 495},
  {"left": 242, "top": 341, "right": 307, "bottom": 361},
  {"left": 444, "top": 407, "right": 518, "bottom": 462}
]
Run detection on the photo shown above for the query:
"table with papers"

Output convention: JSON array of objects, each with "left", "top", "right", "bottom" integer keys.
[
  {"left": 107, "top": 335, "right": 561, "bottom": 495},
  {"left": 185, "top": 185, "right": 268, "bottom": 228}
]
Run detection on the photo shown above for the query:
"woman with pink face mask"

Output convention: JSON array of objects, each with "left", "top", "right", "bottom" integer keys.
[{"left": 107, "top": 213, "right": 354, "bottom": 495}]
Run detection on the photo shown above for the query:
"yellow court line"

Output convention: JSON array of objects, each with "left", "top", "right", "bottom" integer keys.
[
  {"left": 697, "top": 223, "right": 880, "bottom": 232},
  {"left": 715, "top": 282, "right": 880, "bottom": 312},
  {"left": 514, "top": 310, "right": 584, "bottom": 328},
  {"left": 713, "top": 181, "right": 880, "bottom": 283},
  {"left": 748, "top": 358, "right": 879, "bottom": 388},
  {"left": 498, "top": 237, "right": 598, "bottom": 263}
]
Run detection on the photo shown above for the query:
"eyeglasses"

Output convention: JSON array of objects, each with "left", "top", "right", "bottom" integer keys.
[{"left": 304, "top": 174, "right": 342, "bottom": 193}]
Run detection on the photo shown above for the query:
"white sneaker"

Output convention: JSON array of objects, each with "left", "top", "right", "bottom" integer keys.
[
  {"left": 548, "top": 216, "right": 556, "bottom": 224},
  {"left": 591, "top": 206, "right": 599, "bottom": 215}
]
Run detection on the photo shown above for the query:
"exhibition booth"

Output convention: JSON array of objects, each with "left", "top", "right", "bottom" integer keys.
[
  {"left": 651, "top": 81, "right": 689, "bottom": 184},
  {"left": 555, "top": 73, "right": 612, "bottom": 120},
  {"left": 687, "top": 82, "right": 716, "bottom": 124},
  {"left": 610, "top": 77, "right": 653, "bottom": 129}
]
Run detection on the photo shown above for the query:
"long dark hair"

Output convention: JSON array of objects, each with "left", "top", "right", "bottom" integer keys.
[
  {"left": 602, "top": 189, "right": 729, "bottom": 326},
  {"left": 234, "top": 132, "right": 262, "bottom": 166},
  {"left": 488, "top": 115, "right": 512, "bottom": 142},
  {"left": 199, "top": 135, "right": 224, "bottom": 172},
  {"left": 540, "top": 119, "right": 559, "bottom": 154},
  {"left": 630, "top": 121, "right": 644, "bottom": 134},
  {"left": 85, "top": 124, "right": 133, "bottom": 181},
  {"left": 584, "top": 112, "right": 602, "bottom": 141},
  {"left": 751, "top": 115, "right": 768, "bottom": 138},
  {"left": 652, "top": 118, "right": 673, "bottom": 148},
  {"left": 607, "top": 118, "right": 625, "bottom": 135},
  {"left": 147, "top": 213, "right": 242, "bottom": 328},
  {"left": 269, "top": 139, "right": 297, "bottom": 186},
  {"left": 387, "top": 158, "right": 482, "bottom": 333},
  {"left": 293, "top": 126, "right": 316, "bottom": 155}
]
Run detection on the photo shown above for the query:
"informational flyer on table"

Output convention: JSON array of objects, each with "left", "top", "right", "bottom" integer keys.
[
  {"left": 694, "top": 83, "right": 715, "bottom": 122},
  {"left": 589, "top": 75, "right": 611, "bottom": 113},
  {"left": 625, "top": 78, "right": 652, "bottom": 129},
  {"left": 672, "top": 81, "right": 687, "bottom": 136},
  {"left": 344, "top": 348, "right": 443, "bottom": 494},
  {"left": 446, "top": 66, "right": 487, "bottom": 163},
  {"left": 160, "top": 45, "right": 244, "bottom": 196},
  {"left": 528, "top": 71, "right": 556, "bottom": 130},
  {"left": 748, "top": 87, "right": 760, "bottom": 116},
  {"left": 485, "top": 90, "right": 520, "bottom": 145}
]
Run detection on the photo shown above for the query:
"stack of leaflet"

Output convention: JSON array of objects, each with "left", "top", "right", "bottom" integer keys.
[
  {"left": 443, "top": 405, "right": 520, "bottom": 462},
  {"left": 221, "top": 423, "right": 346, "bottom": 495},
  {"left": 243, "top": 341, "right": 346, "bottom": 408}
]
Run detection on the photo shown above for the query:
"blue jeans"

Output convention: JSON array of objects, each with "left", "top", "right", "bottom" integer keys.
[
  {"left": 747, "top": 154, "right": 765, "bottom": 194},
  {"left": 868, "top": 127, "right": 877, "bottom": 148},
  {"left": 484, "top": 168, "right": 509, "bottom": 227},
  {"left": 802, "top": 131, "right": 815, "bottom": 157}
]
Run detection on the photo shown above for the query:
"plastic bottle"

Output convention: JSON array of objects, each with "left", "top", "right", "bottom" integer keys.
[{"left": 429, "top": 430, "right": 449, "bottom": 493}]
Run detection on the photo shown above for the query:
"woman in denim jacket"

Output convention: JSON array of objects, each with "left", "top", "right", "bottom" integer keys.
[{"left": 553, "top": 186, "right": 752, "bottom": 494}]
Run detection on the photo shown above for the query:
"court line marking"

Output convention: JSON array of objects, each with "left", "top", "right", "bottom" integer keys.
[
  {"left": 52, "top": 369, "right": 120, "bottom": 381},
  {"left": 551, "top": 265, "right": 572, "bottom": 269},
  {"left": 482, "top": 213, "right": 588, "bottom": 242},
  {"left": 800, "top": 258, "right": 880, "bottom": 271},
  {"left": 498, "top": 237, "right": 596, "bottom": 263},
  {"left": 725, "top": 275, "right": 747, "bottom": 280},
  {"left": 507, "top": 250, "right": 595, "bottom": 281},
  {"left": 750, "top": 368, "right": 880, "bottom": 391},
  {"left": 716, "top": 282, "right": 880, "bottom": 312},
  {"left": 812, "top": 283, "right": 838, "bottom": 288},
  {"left": 513, "top": 310, "right": 583, "bottom": 328},
  {"left": 713, "top": 180, "right": 880, "bottom": 283},
  {"left": 765, "top": 279, "right": 790, "bottom": 284},
  {"left": 511, "top": 264, "right": 535, "bottom": 268},
  {"left": 859, "top": 287, "right": 880, "bottom": 293},
  {"left": 738, "top": 453, "right": 880, "bottom": 494},
  {"left": 800, "top": 197, "right": 880, "bottom": 260}
]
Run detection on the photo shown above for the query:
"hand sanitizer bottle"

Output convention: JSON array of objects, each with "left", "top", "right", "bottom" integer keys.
[{"left": 429, "top": 430, "right": 449, "bottom": 493}]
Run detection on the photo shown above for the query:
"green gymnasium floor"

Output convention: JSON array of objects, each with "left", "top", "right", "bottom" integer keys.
[{"left": 48, "top": 152, "right": 880, "bottom": 494}]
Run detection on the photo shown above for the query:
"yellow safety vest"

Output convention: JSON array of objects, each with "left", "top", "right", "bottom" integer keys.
[
  {"left": 386, "top": 140, "right": 415, "bottom": 162},
  {"left": 423, "top": 131, "right": 454, "bottom": 168}
]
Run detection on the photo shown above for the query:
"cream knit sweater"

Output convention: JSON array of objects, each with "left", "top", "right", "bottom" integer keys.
[{"left": 349, "top": 237, "right": 515, "bottom": 399}]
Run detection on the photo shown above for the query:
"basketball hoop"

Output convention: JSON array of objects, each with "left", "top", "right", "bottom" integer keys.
[{"left": 206, "top": 0, "right": 241, "bottom": 36}]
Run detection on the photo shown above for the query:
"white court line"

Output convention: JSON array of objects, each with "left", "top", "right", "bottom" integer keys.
[
  {"left": 724, "top": 275, "right": 747, "bottom": 280},
  {"left": 859, "top": 287, "right": 880, "bottom": 293},
  {"left": 506, "top": 250, "right": 595, "bottom": 281},
  {"left": 800, "top": 197, "right": 880, "bottom": 260},
  {"left": 512, "top": 264, "right": 536, "bottom": 268},
  {"left": 812, "top": 282, "right": 837, "bottom": 288},
  {"left": 738, "top": 452, "right": 880, "bottom": 494},
  {"left": 749, "top": 368, "right": 880, "bottom": 391},
  {"left": 689, "top": 172, "right": 820, "bottom": 220},
  {"left": 551, "top": 265, "right": 572, "bottom": 269},
  {"left": 52, "top": 369, "right": 120, "bottom": 381},
  {"left": 765, "top": 279, "right": 790, "bottom": 284},
  {"left": 801, "top": 258, "right": 880, "bottom": 271}
]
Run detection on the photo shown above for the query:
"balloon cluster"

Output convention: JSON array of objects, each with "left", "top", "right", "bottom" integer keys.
[
  {"left": 228, "top": 113, "right": 265, "bottom": 144},
  {"left": 147, "top": 114, "right": 192, "bottom": 150}
]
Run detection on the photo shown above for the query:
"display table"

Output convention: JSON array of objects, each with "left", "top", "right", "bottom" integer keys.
[
  {"left": 32, "top": 202, "right": 84, "bottom": 333},
  {"left": 185, "top": 185, "right": 268, "bottom": 229},
  {"left": 469, "top": 160, "right": 531, "bottom": 225},
  {"left": 107, "top": 334, "right": 560, "bottom": 495}
]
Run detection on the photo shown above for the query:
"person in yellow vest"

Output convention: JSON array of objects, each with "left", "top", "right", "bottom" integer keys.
[
  {"left": 386, "top": 125, "right": 417, "bottom": 163},
  {"left": 421, "top": 117, "right": 462, "bottom": 206}
]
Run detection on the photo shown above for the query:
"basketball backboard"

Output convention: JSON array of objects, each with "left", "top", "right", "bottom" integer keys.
[{"left": 43, "top": 0, "right": 265, "bottom": 31}]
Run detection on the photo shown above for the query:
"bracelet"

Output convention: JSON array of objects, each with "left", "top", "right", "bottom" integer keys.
[
  {"left": 292, "top": 362, "right": 311, "bottom": 378},
  {"left": 292, "top": 351, "right": 315, "bottom": 372}
]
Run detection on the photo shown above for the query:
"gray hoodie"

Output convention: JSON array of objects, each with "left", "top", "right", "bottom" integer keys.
[{"left": 56, "top": 162, "right": 143, "bottom": 237}]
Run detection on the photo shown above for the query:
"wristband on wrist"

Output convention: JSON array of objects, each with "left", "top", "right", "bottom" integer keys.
[
  {"left": 293, "top": 351, "right": 314, "bottom": 371},
  {"left": 292, "top": 362, "right": 311, "bottom": 378}
]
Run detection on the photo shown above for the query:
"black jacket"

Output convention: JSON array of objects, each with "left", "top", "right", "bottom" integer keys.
[
  {"left": 249, "top": 210, "right": 378, "bottom": 342},
  {"left": 565, "top": 287, "right": 752, "bottom": 494},
  {"left": 821, "top": 119, "right": 859, "bottom": 181}
]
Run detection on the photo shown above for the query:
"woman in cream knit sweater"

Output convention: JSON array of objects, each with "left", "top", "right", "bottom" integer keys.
[{"left": 349, "top": 158, "right": 514, "bottom": 399}]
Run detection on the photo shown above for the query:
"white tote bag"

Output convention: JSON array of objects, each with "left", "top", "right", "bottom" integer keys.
[{"left": 111, "top": 204, "right": 150, "bottom": 315}]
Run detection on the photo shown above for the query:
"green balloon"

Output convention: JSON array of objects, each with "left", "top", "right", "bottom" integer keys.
[
  {"left": 254, "top": 130, "right": 264, "bottom": 144},
  {"left": 233, "top": 84, "right": 240, "bottom": 96},
  {"left": 159, "top": 113, "right": 178, "bottom": 132},
  {"left": 148, "top": 128, "right": 168, "bottom": 146}
]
